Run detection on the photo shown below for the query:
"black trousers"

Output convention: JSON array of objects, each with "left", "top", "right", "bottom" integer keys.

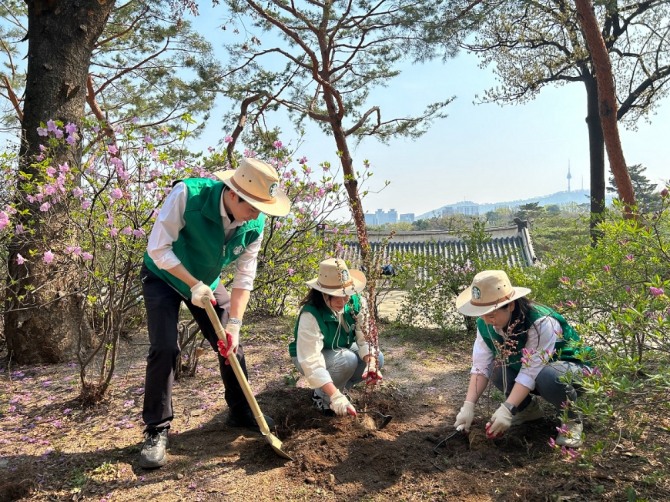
[{"left": 140, "top": 263, "right": 250, "bottom": 431}]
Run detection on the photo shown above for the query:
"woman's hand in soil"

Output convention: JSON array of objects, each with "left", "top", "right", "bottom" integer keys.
[
  {"left": 330, "top": 390, "right": 357, "bottom": 417},
  {"left": 454, "top": 401, "right": 475, "bottom": 432},
  {"left": 486, "top": 404, "right": 513, "bottom": 437}
]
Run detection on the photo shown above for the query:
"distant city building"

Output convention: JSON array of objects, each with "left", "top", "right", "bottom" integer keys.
[
  {"left": 399, "top": 213, "right": 415, "bottom": 223},
  {"left": 365, "top": 208, "right": 401, "bottom": 226},
  {"left": 441, "top": 202, "right": 479, "bottom": 216}
]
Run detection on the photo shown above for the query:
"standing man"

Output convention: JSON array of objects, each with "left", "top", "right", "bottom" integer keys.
[{"left": 138, "top": 158, "right": 291, "bottom": 469}]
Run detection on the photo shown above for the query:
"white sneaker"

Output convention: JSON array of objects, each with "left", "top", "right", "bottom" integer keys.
[
  {"left": 511, "top": 398, "right": 544, "bottom": 425},
  {"left": 555, "top": 420, "right": 583, "bottom": 448}
]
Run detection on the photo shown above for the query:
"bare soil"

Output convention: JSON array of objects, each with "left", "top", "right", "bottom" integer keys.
[{"left": 1, "top": 301, "right": 669, "bottom": 501}]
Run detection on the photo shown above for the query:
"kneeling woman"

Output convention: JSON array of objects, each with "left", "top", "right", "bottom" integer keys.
[
  {"left": 453, "top": 270, "right": 592, "bottom": 448},
  {"left": 289, "top": 258, "right": 383, "bottom": 417}
]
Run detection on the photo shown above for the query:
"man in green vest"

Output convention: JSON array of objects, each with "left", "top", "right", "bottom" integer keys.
[{"left": 138, "top": 158, "right": 291, "bottom": 469}]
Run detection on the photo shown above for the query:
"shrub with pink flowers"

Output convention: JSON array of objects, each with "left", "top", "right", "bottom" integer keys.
[{"left": 0, "top": 119, "right": 355, "bottom": 402}]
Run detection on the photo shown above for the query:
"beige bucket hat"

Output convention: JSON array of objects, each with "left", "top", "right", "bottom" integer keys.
[
  {"left": 456, "top": 270, "right": 531, "bottom": 317},
  {"left": 306, "top": 258, "right": 367, "bottom": 297},
  {"left": 214, "top": 158, "right": 291, "bottom": 217}
]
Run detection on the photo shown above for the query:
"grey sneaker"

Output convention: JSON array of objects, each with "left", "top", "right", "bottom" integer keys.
[
  {"left": 556, "top": 420, "right": 583, "bottom": 448},
  {"left": 139, "top": 429, "right": 168, "bottom": 469},
  {"left": 511, "top": 398, "right": 544, "bottom": 426}
]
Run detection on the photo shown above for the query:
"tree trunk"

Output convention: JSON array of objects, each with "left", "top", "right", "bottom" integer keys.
[
  {"left": 4, "top": 0, "right": 114, "bottom": 364},
  {"left": 583, "top": 73, "right": 606, "bottom": 242},
  {"left": 574, "top": 0, "right": 636, "bottom": 216}
]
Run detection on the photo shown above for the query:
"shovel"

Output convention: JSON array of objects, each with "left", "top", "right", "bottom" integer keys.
[
  {"left": 203, "top": 300, "right": 292, "bottom": 460},
  {"left": 357, "top": 409, "right": 393, "bottom": 430}
]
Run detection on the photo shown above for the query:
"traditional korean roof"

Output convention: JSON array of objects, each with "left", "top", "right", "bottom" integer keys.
[{"left": 342, "top": 220, "right": 537, "bottom": 269}]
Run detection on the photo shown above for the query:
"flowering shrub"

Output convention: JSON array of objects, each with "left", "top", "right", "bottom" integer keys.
[
  {"left": 394, "top": 221, "right": 509, "bottom": 330},
  {"left": 1, "top": 119, "right": 355, "bottom": 401},
  {"left": 523, "top": 191, "right": 670, "bottom": 456}
]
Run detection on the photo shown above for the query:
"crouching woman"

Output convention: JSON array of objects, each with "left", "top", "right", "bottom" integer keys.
[
  {"left": 452, "top": 270, "right": 593, "bottom": 448},
  {"left": 289, "top": 258, "right": 384, "bottom": 417}
]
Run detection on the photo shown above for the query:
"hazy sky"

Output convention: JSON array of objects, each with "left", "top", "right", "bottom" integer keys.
[{"left": 193, "top": 6, "right": 670, "bottom": 218}]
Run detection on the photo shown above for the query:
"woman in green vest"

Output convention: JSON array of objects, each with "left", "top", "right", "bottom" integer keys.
[
  {"left": 452, "top": 270, "right": 591, "bottom": 448},
  {"left": 289, "top": 258, "right": 384, "bottom": 417}
]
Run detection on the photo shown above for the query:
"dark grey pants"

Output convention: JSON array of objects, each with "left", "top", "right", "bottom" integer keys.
[
  {"left": 140, "top": 263, "right": 250, "bottom": 431},
  {"left": 490, "top": 360, "right": 583, "bottom": 418}
]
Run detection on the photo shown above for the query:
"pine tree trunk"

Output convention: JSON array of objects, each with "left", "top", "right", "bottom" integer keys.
[
  {"left": 4, "top": 0, "right": 114, "bottom": 363},
  {"left": 574, "top": 0, "right": 636, "bottom": 216}
]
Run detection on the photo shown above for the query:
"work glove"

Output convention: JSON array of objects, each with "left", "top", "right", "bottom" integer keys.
[
  {"left": 453, "top": 401, "right": 475, "bottom": 433},
  {"left": 329, "top": 389, "right": 357, "bottom": 417},
  {"left": 362, "top": 357, "right": 383, "bottom": 385},
  {"left": 190, "top": 281, "right": 216, "bottom": 309},
  {"left": 216, "top": 320, "right": 241, "bottom": 363},
  {"left": 486, "top": 403, "right": 513, "bottom": 438}
]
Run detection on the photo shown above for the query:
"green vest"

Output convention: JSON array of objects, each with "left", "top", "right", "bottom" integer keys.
[
  {"left": 144, "top": 178, "right": 265, "bottom": 298},
  {"left": 476, "top": 304, "right": 592, "bottom": 371},
  {"left": 289, "top": 295, "right": 362, "bottom": 357}
]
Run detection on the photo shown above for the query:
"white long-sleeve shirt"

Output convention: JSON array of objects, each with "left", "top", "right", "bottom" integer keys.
[
  {"left": 471, "top": 315, "right": 561, "bottom": 391},
  {"left": 146, "top": 182, "right": 262, "bottom": 291},
  {"left": 295, "top": 300, "right": 373, "bottom": 390}
]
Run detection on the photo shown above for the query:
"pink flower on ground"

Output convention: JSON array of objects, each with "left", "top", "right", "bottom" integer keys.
[
  {"left": 287, "top": 268, "right": 295, "bottom": 276},
  {"left": 16, "top": 254, "right": 25, "bottom": 265},
  {"left": 649, "top": 287, "right": 665, "bottom": 297},
  {"left": 43, "top": 251, "right": 55, "bottom": 264},
  {"left": 81, "top": 252, "right": 93, "bottom": 261},
  {"left": 603, "top": 265, "right": 611, "bottom": 272}
]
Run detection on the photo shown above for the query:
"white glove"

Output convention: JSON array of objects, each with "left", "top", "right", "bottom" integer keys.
[
  {"left": 362, "top": 357, "right": 383, "bottom": 385},
  {"left": 486, "top": 403, "right": 513, "bottom": 437},
  {"left": 329, "top": 389, "right": 356, "bottom": 417},
  {"left": 222, "top": 321, "right": 240, "bottom": 358},
  {"left": 190, "top": 281, "right": 215, "bottom": 308},
  {"left": 453, "top": 401, "right": 475, "bottom": 432}
]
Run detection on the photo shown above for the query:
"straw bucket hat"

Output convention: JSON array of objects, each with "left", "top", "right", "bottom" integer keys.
[
  {"left": 306, "top": 258, "right": 367, "bottom": 297},
  {"left": 455, "top": 270, "right": 531, "bottom": 317},
  {"left": 214, "top": 158, "right": 291, "bottom": 217}
]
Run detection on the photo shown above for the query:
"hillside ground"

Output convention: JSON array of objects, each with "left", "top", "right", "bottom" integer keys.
[{"left": 1, "top": 298, "right": 669, "bottom": 501}]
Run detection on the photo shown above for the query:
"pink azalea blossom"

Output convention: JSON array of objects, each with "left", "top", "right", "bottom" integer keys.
[
  {"left": 649, "top": 287, "right": 665, "bottom": 297},
  {"left": 46, "top": 120, "right": 58, "bottom": 133},
  {"left": 110, "top": 188, "right": 124, "bottom": 200},
  {"left": 0, "top": 211, "right": 9, "bottom": 230},
  {"left": 81, "top": 252, "right": 93, "bottom": 261},
  {"left": 224, "top": 136, "right": 233, "bottom": 143},
  {"left": 107, "top": 144, "right": 119, "bottom": 155},
  {"left": 273, "top": 140, "right": 283, "bottom": 149},
  {"left": 37, "top": 126, "right": 48, "bottom": 137},
  {"left": 40, "top": 202, "right": 51, "bottom": 212},
  {"left": 16, "top": 254, "right": 25, "bottom": 265},
  {"left": 287, "top": 268, "right": 295, "bottom": 276},
  {"left": 72, "top": 188, "right": 84, "bottom": 198},
  {"left": 43, "top": 251, "right": 55, "bottom": 264}
]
